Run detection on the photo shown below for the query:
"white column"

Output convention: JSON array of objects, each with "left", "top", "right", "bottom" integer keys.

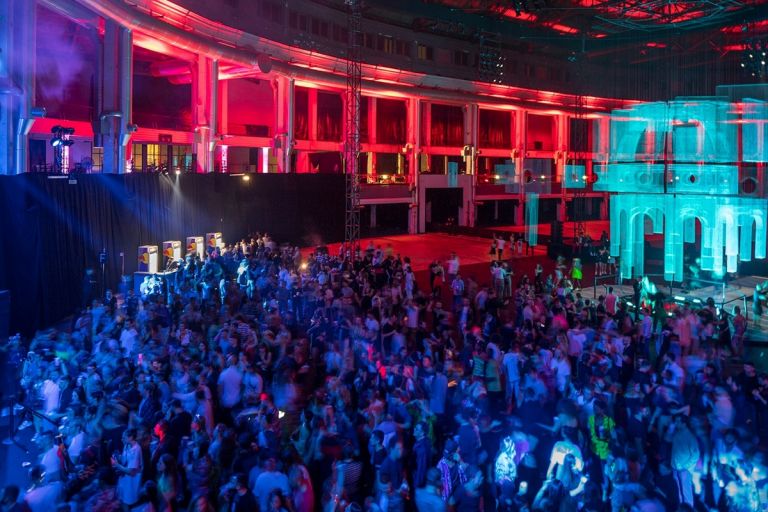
[
  {"left": 407, "top": 97, "right": 421, "bottom": 234},
  {"left": 99, "top": 20, "right": 132, "bottom": 174},
  {"left": 191, "top": 56, "right": 217, "bottom": 173},
  {"left": 273, "top": 75, "right": 294, "bottom": 173}
]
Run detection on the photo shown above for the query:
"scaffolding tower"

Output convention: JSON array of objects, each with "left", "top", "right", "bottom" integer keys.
[{"left": 344, "top": 0, "right": 362, "bottom": 249}]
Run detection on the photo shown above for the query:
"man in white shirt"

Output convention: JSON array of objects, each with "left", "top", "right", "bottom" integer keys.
[
  {"left": 217, "top": 356, "right": 243, "bottom": 414},
  {"left": 254, "top": 457, "right": 291, "bottom": 512},
  {"left": 550, "top": 349, "right": 572, "bottom": 395},
  {"left": 663, "top": 353, "right": 685, "bottom": 390},
  {"left": 23, "top": 466, "right": 63, "bottom": 512},
  {"left": 446, "top": 252, "right": 460, "bottom": 281},
  {"left": 120, "top": 319, "right": 139, "bottom": 357},
  {"left": 37, "top": 433, "right": 63, "bottom": 482},
  {"left": 496, "top": 236, "right": 505, "bottom": 261}
]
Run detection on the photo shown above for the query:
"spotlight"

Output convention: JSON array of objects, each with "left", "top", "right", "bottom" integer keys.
[
  {"left": 741, "top": 63, "right": 746, "bottom": 67},
  {"left": 242, "top": 174, "right": 250, "bottom": 182},
  {"left": 175, "top": 169, "right": 181, "bottom": 176},
  {"left": 50, "top": 138, "right": 62, "bottom": 147}
]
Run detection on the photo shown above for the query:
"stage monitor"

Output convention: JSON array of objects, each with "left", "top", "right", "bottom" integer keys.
[
  {"left": 163, "top": 241, "right": 182, "bottom": 262},
  {"left": 186, "top": 236, "right": 204, "bottom": 259},
  {"left": 138, "top": 245, "right": 159, "bottom": 273}
]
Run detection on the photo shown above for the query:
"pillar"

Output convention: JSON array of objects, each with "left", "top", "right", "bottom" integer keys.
[
  {"left": 308, "top": 88, "right": 318, "bottom": 141},
  {"left": 218, "top": 79, "right": 228, "bottom": 136},
  {"left": 191, "top": 56, "right": 217, "bottom": 173},
  {"left": 407, "top": 98, "right": 421, "bottom": 234},
  {"left": 514, "top": 201, "right": 524, "bottom": 225},
  {"left": 98, "top": 20, "right": 132, "bottom": 174},
  {"left": 370, "top": 204, "right": 377, "bottom": 228},
  {"left": 0, "top": 0, "right": 36, "bottom": 174},
  {"left": 368, "top": 97, "right": 377, "bottom": 181},
  {"left": 273, "top": 75, "right": 294, "bottom": 173}
]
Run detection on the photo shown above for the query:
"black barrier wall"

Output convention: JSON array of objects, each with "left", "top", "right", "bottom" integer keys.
[{"left": 0, "top": 173, "right": 345, "bottom": 335}]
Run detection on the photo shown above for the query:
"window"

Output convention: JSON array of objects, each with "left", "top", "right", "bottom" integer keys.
[
  {"left": 417, "top": 44, "right": 433, "bottom": 60},
  {"left": 332, "top": 24, "right": 348, "bottom": 43},
  {"left": 524, "top": 63, "right": 535, "bottom": 77},
  {"left": 260, "top": 0, "right": 282, "bottom": 23},
  {"left": 91, "top": 147, "right": 103, "bottom": 172},
  {"left": 364, "top": 33, "right": 376, "bottom": 49},
  {"left": 453, "top": 50, "right": 470, "bottom": 66},
  {"left": 171, "top": 145, "right": 193, "bottom": 171},
  {"left": 378, "top": 35, "right": 395, "bottom": 54},
  {"left": 395, "top": 40, "right": 409, "bottom": 57}
]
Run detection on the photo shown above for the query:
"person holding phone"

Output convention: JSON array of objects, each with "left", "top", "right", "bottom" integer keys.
[{"left": 112, "top": 428, "right": 143, "bottom": 509}]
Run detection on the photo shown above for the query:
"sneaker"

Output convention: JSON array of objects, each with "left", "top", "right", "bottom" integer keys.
[{"left": 18, "top": 420, "right": 33, "bottom": 431}]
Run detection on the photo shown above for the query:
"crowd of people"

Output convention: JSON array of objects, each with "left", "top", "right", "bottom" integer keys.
[{"left": 1, "top": 232, "right": 767, "bottom": 512}]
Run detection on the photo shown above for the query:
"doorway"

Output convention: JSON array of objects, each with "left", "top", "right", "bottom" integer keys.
[{"left": 425, "top": 187, "right": 462, "bottom": 231}]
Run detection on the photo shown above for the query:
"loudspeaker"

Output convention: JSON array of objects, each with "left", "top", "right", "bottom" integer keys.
[
  {"left": 739, "top": 166, "right": 760, "bottom": 196},
  {"left": 0, "top": 290, "right": 9, "bottom": 342}
]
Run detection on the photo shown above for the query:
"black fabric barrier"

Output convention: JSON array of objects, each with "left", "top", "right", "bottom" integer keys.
[{"left": 0, "top": 173, "right": 345, "bottom": 335}]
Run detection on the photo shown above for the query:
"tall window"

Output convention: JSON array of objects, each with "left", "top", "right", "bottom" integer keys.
[{"left": 92, "top": 147, "right": 104, "bottom": 172}]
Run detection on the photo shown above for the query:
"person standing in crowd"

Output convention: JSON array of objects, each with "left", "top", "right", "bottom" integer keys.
[{"left": 5, "top": 233, "right": 766, "bottom": 512}]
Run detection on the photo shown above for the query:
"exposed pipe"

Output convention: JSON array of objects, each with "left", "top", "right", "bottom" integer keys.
[
  {"left": 59, "top": 0, "right": 631, "bottom": 111},
  {"left": 38, "top": 0, "right": 98, "bottom": 28},
  {"left": 150, "top": 60, "right": 192, "bottom": 77},
  {"left": 70, "top": 0, "right": 272, "bottom": 73}
]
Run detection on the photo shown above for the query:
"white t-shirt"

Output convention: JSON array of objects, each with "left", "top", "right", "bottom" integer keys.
[
  {"left": 120, "top": 327, "right": 138, "bottom": 356},
  {"left": 40, "top": 446, "right": 61, "bottom": 479},
  {"left": 497, "top": 238, "right": 505, "bottom": 250},
  {"left": 42, "top": 380, "right": 60, "bottom": 415},
  {"left": 218, "top": 366, "right": 243, "bottom": 408},
  {"left": 502, "top": 352, "right": 520, "bottom": 382},
  {"left": 24, "top": 482, "right": 63, "bottom": 512},
  {"left": 117, "top": 442, "right": 143, "bottom": 506},
  {"left": 550, "top": 358, "right": 572, "bottom": 392},
  {"left": 447, "top": 257, "right": 460, "bottom": 275},
  {"left": 68, "top": 432, "right": 86, "bottom": 462}
]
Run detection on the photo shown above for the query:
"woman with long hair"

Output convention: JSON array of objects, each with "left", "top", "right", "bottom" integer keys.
[{"left": 156, "top": 453, "right": 178, "bottom": 512}]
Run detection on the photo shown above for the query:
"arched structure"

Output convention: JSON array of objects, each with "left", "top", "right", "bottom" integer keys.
[{"left": 604, "top": 98, "right": 768, "bottom": 282}]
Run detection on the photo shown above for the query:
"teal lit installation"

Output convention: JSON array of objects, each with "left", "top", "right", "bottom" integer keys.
[
  {"left": 525, "top": 193, "right": 539, "bottom": 247},
  {"left": 522, "top": 158, "right": 552, "bottom": 194},
  {"left": 563, "top": 164, "right": 586, "bottom": 189},
  {"left": 448, "top": 161, "right": 458, "bottom": 187},
  {"left": 667, "top": 164, "right": 738, "bottom": 195},
  {"left": 742, "top": 99, "right": 768, "bottom": 163},
  {"left": 593, "top": 163, "right": 665, "bottom": 193},
  {"left": 606, "top": 98, "right": 768, "bottom": 281},
  {"left": 494, "top": 162, "right": 518, "bottom": 193}
]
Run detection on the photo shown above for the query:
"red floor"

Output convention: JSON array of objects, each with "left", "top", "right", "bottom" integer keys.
[{"left": 302, "top": 232, "right": 601, "bottom": 296}]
